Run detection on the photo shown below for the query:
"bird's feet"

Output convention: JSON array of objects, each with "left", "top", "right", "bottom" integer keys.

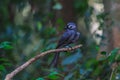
[
  {"left": 65, "top": 46, "right": 73, "bottom": 52},
  {"left": 66, "top": 45, "right": 73, "bottom": 50}
]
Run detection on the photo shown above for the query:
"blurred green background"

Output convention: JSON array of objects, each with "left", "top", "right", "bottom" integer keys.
[{"left": 1, "top": 0, "right": 120, "bottom": 80}]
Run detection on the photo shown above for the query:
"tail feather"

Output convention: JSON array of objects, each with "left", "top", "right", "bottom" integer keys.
[{"left": 50, "top": 52, "right": 59, "bottom": 68}]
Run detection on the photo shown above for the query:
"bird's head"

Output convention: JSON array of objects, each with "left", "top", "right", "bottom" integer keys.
[{"left": 65, "top": 22, "right": 77, "bottom": 30}]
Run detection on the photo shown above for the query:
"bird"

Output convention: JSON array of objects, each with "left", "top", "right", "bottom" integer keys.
[{"left": 50, "top": 22, "right": 80, "bottom": 68}]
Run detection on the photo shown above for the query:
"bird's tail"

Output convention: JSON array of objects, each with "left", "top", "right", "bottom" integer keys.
[{"left": 50, "top": 52, "right": 59, "bottom": 68}]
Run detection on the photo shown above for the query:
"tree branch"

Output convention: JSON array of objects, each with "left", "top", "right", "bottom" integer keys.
[{"left": 5, "top": 44, "right": 82, "bottom": 80}]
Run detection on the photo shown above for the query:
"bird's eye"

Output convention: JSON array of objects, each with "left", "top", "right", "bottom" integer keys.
[{"left": 68, "top": 25, "right": 72, "bottom": 29}]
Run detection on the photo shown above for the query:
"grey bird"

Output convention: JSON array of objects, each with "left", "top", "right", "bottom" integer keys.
[{"left": 50, "top": 22, "right": 80, "bottom": 68}]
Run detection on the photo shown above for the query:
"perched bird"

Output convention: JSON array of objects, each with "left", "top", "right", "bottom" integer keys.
[{"left": 50, "top": 22, "right": 80, "bottom": 67}]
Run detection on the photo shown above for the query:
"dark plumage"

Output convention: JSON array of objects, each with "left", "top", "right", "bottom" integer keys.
[{"left": 50, "top": 22, "right": 80, "bottom": 67}]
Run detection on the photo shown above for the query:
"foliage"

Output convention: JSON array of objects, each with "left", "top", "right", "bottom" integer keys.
[
  {"left": 0, "top": 0, "right": 120, "bottom": 80},
  {"left": 74, "top": 0, "right": 89, "bottom": 16},
  {"left": 0, "top": 42, "right": 13, "bottom": 79},
  {"left": 0, "top": 41, "right": 13, "bottom": 50}
]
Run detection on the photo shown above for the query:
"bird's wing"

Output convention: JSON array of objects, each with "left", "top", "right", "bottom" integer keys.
[
  {"left": 72, "top": 32, "right": 80, "bottom": 42},
  {"left": 56, "top": 31, "right": 71, "bottom": 48}
]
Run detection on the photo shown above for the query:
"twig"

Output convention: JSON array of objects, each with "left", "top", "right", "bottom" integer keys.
[
  {"left": 109, "top": 62, "right": 117, "bottom": 80},
  {"left": 5, "top": 44, "right": 82, "bottom": 80}
]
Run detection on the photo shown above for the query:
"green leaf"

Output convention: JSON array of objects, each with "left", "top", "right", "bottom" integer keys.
[
  {"left": 95, "top": 45, "right": 100, "bottom": 51},
  {"left": 108, "top": 48, "right": 120, "bottom": 63},
  {"left": 0, "top": 65, "right": 6, "bottom": 71},
  {"left": 47, "top": 71, "right": 60, "bottom": 80},
  {"left": 116, "top": 54, "right": 120, "bottom": 62},
  {"left": 85, "top": 59, "right": 98, "bottom": 69},
  {"left": 37, "top": 22, "right": 42, "bottom": 30},
  {"left": 2, "top": 63, "right": 12, "bottom": 66},
  {"left": 0, "top": 41, "right": 13, "bottom": 50},
  {"left": 101, "top": 51, "right": 107, "bottom": 55},
  {"left": 36, "top": 77, "right": 44, "bottom": 80},
  {"left": 93, "top": 66, "right": 102, "bottom": 76},
  {"left": 3, "top": 45, "right": 13, "bottom": 50},
  {"left": 56, "top": 18, "right": 65, "bottom": 31},
  {"left": 74, "top": 0, "right": 88, "bottom": 16},
  {"left": 0, "top": 58, "right": 9, "bottom": 62}
]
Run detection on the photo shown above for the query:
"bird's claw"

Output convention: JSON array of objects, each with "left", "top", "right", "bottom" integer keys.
[{"left": 64, "top": 46, "right": 74, "bottom": 53}]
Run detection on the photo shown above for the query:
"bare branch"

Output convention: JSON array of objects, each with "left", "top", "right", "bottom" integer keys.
[{"left": 5, "top": 44, "right": 82, "bottom": 80}]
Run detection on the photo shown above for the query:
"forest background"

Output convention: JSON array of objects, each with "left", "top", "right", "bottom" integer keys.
[{"left": 1, "top": 0, "right": 120, "bottom": 80}]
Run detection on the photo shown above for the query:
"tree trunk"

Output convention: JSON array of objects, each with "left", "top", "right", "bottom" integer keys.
[
  {"left": 110, "top": 0, "right": 120, "bottom": 48},
  {"left": 59, "top": 0, "right": 75, "bottom": 23},
  {"left": 100, "top": 0, "right": 113, "bottom": 53},
  {"left": 101, "top": 0, "right": 120, "bottom": 51}
]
